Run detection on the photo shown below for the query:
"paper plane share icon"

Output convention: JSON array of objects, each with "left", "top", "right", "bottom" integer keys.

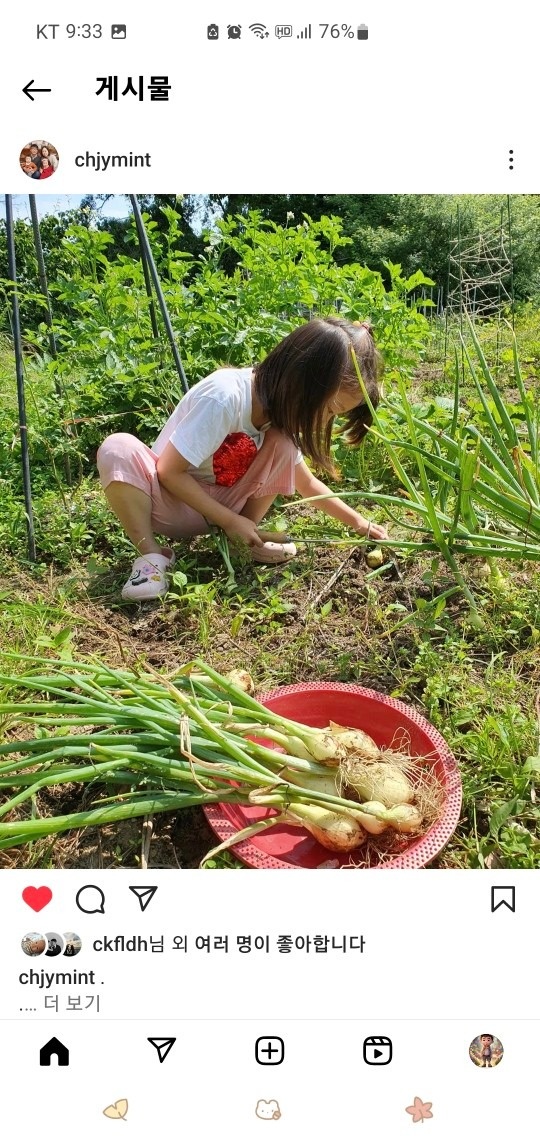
[
  {"left": 148, "top": 1037, "right": 176, "bottom": 1063},
  {"left": 128, "top": 885, "right": 158, "bottom": 911}
]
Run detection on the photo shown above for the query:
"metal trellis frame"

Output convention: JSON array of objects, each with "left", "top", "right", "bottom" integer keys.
[
  {"left": 29, "top": 194, "right": 76, "bottom": 485},
  {"left": 5, "top": 194, "right": 37, "bottom": 561},
  {"left": 132, "top": 202, "right": 160, "bottom": 340},
  {"left": 129, "top": 194, "right": 189, "bottom": 394},
  {"left": 444, "top": 197, "right": 516, "bottom": 378}
]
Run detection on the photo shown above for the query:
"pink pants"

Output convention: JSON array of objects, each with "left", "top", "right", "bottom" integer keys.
[{"left": 96, "top": 430, "right": 299, "bottom": 540}]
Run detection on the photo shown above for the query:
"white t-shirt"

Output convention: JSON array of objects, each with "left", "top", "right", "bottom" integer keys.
[{"left": 152, "top": 367, "right": 302, "bottom": 484}]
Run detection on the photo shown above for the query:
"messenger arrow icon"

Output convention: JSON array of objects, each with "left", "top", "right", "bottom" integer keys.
[
  {"left": 129, "top": 885, "right": 158, "bottom": 911},
  {"left": 148, "top": 1038, "right": 176, "bottom": 1063}
]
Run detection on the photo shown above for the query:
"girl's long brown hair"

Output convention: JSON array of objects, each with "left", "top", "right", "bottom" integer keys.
[{"left": 253, "top": 317, "right": 383, "bottom": 474}]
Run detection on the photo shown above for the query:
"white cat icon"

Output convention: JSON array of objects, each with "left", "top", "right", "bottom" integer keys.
[{"left": 255, "top": 1099, "right": 281, "bottom": 1120}]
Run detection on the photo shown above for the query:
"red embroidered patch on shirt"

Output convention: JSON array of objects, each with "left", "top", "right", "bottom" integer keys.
[{"left": 212, "top": 433, "right": 258, "bottom": 486}]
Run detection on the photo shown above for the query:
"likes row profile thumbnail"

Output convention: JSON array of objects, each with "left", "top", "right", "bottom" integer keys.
[{"left": 22, "top": 932, "right": 82, "bottom": 958}]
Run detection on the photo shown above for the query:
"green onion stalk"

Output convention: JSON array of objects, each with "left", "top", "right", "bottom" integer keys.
[
  {"left": 285, "top": 319, "right": 540, "bottom": 617},
  {"left": 0, "top": 654, "right": 408, "bottom": 857}
]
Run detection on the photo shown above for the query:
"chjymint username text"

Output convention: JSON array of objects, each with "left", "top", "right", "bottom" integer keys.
[{"left": 75, "top": 152, "right": 152, "bottom": 172}]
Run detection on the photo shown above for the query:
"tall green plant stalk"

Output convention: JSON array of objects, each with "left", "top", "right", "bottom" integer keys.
[{"left": 290, "top": 320, "right": 540, "bottom": 613}]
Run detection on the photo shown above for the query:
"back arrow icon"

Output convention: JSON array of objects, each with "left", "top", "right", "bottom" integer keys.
[{"left": 23, "top": 80, "right": 52, "bottom": 101}]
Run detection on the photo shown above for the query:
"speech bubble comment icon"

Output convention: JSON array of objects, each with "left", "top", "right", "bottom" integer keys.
[{"left": 76, "top": 885, "right": 106, "bottom": 914}]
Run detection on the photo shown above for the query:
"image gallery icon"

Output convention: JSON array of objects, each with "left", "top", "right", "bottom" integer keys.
[{"left": 111, "top": 25, "right": 127, "bottom": 39}]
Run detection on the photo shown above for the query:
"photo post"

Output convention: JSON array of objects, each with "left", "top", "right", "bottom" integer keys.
[{"left": 1, "top": 191, "right": 538, "bottom": 870}]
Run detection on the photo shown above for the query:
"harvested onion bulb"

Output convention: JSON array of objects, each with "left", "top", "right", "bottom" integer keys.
[
  {"left": 225, "top": 669, "right": 255, "bottom": 694},
  {"left": 286, "top": 803, "right": 366, "bottom": 852},
  {"left": 343, "top": 759, "right": 414, "bottom": 808},
  {"left": 366, "top": 547, "right": 384, "bottom": 569},
  {"left": 352, "top": 800, "right": 422, "bottom": 834},
  {"left": 328, "top": 722, "right": 380, "bottom": 762}
]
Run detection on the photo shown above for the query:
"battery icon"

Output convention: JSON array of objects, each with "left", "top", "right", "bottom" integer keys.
[
  {"left": 357, "top": 23, "right": 368, "bottom": 38},
  {"left": 275, "top": 24, "right": 293, "bottom": 37}
]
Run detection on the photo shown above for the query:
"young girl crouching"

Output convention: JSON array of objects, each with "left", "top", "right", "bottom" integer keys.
[{"left": 97, "top": 317, "right": 389, "bottom": 600}]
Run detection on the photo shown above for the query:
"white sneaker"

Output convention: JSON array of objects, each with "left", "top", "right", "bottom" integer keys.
[{"left": 121, "top": 551, "right": 176, "bottom": 601}]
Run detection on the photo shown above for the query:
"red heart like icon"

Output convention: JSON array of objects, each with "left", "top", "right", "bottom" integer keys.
[{"left": 22, "top": 886, "right": 53, "bottom": 912}]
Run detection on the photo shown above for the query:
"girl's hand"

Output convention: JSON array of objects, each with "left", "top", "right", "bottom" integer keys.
[
  {"left": 223, "top": 515, "right": 265, "bottom": 549},
  {"left": 353, "top": 516, "right": 389, "bottom": 541}
]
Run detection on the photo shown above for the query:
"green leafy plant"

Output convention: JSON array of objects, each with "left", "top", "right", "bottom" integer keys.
[{"left": 338, "top": 317, "right": 540, "bottom": 613}]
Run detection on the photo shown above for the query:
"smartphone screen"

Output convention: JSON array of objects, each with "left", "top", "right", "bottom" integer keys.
[{"left": 1, "top": 2, "right": 538, "bottom": 1135}]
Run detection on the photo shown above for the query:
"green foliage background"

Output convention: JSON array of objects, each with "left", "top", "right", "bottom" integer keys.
[
  {"left": 0, "top": 209, "right": 432, "bottom": 484},
  {"left": 0, "top": 195, "right": 538, "bottom": 569},
  {"left": 2, "top": 194, "right": 540, "bottom": 322}
]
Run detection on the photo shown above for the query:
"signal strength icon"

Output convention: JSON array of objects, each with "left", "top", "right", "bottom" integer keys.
[
  {"left": 297, "top": 23, "right": 311, "bottom": 38},
  {"left": 249, "top": 22, "right": 269, "bottom": 38}
]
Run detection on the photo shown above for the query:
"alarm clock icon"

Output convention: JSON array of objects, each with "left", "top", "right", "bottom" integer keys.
[{"left": 227, "top": 24, "right": 242, "bottom": 39}]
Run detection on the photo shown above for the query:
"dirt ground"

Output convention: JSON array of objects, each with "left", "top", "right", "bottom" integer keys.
[{"left": 0, "top": 532, "right": 478, "bottom": 870}]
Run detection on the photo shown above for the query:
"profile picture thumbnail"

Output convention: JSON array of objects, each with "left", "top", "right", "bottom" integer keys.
[
  {"left": 20, "top": 139, "right": 59, "bottom": 181},
  {"left": 45, "top": 931, "right": 64, "bottom": 957},
  {"left": 21, "top": 932, "right": 47, "bottom": 956},
  {"left": 469, "top": 1033, "right": 504, "bottom": 1068},
  {"left": 63, "top": 932, "right": 82, "bottom": 957}
]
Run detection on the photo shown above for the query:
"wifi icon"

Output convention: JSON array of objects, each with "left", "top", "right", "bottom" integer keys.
[{"left": 249, "top": 22, "right": 269, "bottom": 38}]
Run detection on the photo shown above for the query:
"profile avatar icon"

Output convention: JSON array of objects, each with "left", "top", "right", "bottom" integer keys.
[
  {"left": 45, "top": 932, "right": 64, "bottom": 957},
  {"left": 228, "top": 24, "right": 241, "bottom": 39},
  {"left": 20, "top": 139, "right": 59, "bottom": 180},
  {"left": 63, "top": 932, "right": 82, "bottom": 957},
  {"left": 469, "top": 1033, "right": 504, "bottom": 1068},
  {"left": 21, "top": 932, "right": 46, "bottom": 957}
]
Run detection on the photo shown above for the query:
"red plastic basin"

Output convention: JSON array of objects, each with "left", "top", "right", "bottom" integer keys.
[{"left": 203, "top": 682, "right": 462, "bottom": 869}]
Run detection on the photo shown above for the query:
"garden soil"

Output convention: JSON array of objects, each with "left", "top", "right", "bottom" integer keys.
[{"left": 0, "top": 539, "right": 533, "bottom": 870}]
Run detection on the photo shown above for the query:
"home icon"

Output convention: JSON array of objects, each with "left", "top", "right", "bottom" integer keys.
[{"left": 40, "top": 1037, "right": 70, "bottom": 1066}]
